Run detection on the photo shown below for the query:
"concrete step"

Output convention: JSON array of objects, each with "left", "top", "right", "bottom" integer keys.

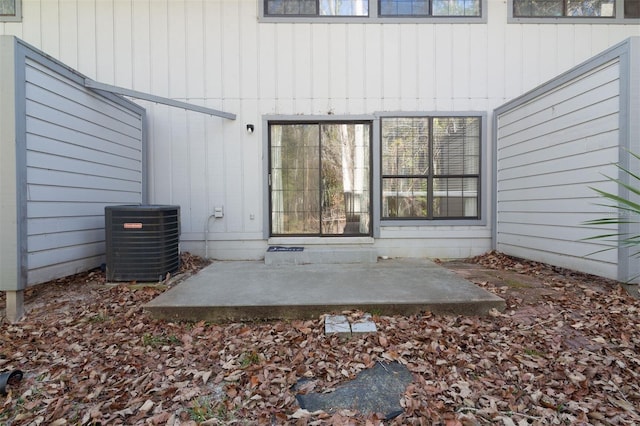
[{"left": 265, "top": 247, "right": 377, "bottom": 266}]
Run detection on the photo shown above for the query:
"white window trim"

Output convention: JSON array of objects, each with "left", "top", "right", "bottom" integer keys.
[
  {"left": 0, "top": 0, "right": 21, "bottom": 22},
  {"left": 259, "top": 0, "right": 488, "bottom": 23},
  {"left": 508, "top": 0, "right": 640, "bottom": 23}
]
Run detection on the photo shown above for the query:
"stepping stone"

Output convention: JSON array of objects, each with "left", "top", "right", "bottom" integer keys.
[
  {"left": 294, "top": 361, "right": 411, "bottom": 419},
  {"left": 325, "top": 314, "right": 378, "bottom": 336},
  {"left": 324, "top": 315, "right": 351, "bottom": 337},
  {"left": 351, "top": 313, "right": 377, "bottom": 334}
]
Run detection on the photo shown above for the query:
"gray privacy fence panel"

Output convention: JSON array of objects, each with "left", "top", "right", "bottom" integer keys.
[
  {"left": 494, "top": 37, "right": 639, "bottom": 283},
  {"left": 0, "top": 36, "right": 146, "bottom": 291}
]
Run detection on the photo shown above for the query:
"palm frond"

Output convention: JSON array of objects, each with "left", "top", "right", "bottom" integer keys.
[{"left": 581, "top": 151, "right": 640, "bottom": 273}]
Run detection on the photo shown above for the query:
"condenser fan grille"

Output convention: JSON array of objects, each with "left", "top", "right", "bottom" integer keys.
[{"left": 105, "top": 205, "right": 180, "bottom": 281}]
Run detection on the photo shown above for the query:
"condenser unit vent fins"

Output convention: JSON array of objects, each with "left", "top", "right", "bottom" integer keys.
[{"left": 105, "top": 205, "right": 180, "bottom": 282}]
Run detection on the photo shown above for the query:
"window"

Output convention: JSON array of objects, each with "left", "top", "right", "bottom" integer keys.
[
  {"left": 380, "top": 0, "right": 480, "bottom": 16},
  {"left": 263, "top": 0, "right": 483, "bottom": 17},
  {"left": 512, "top": 0, "right": 639, "bottom": 18},
  {"left": 0, "top": 0, "right": 20, "bottom": 21},
  {"left": 266, "top": 0, "right": 369, "bottom": 16},
  {"left": 381, "top": 116, "right": 480, "bottom": 220}
]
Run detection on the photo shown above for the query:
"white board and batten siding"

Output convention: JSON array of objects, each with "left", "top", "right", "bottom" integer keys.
[
  {"left": 7, "top": 37, "right": 146, "bottom": 287},
  {"left": 2, "top": 1, "right": 639, "bottom": 265},
  {"left": 495, "top": 38, "right": 639, "bottom": 282}
]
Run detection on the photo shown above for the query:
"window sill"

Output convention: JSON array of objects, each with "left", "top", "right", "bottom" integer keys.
[
  {"left": 508, "top": 17, "right": 639, "bottom": 24},
  {"left": 259, "top": 16, "right": 487, "bottom": 24},
  {"left": 381, "top": 219, "right": 486, "bottom": 226}
]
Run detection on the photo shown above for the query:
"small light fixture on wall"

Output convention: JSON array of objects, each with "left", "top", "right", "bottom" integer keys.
[{"left": 246, "top": 124, "right": 254, "bottom": 134}]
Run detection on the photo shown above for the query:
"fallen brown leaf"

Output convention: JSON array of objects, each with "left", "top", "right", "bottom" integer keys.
[{"left": 0, "top": 251, "right": 638, "bottom": 424}]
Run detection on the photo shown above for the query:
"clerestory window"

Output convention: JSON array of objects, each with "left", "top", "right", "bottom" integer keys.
[
  {"left": 511, "top": 0, "right": 639, "bottom": 19},
  {"left": 0, "top": 0, "right": 21, "bottom": 22},
  {"left": 265, "top": 0, "right": 369, "bottom": 16},
  {"left": 263, "top": 0, "right": 483, "bottom": 18},
  {"left": 380, "top": 0, "right": 480, "bottom": 16}
]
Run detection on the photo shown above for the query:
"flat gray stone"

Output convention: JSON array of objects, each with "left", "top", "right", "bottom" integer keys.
[
  {"left": 295, "top": 361, "right": 411, "bottom": 419},
  {"left": 351, "top": 314, "right": 377, "bottom": 334},
  {"left": 325, "top": 315, "right": 351, "bottom": 336}
]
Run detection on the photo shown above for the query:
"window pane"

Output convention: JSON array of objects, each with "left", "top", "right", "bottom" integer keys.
[
  {"left": 321, "top": 124, "right": 370, "bottom": 235},
  {"left": 624, "top": 0, "right": 640, "bottom": 18},
  {"left": 513, "top": 0, "right": 563, "bottom": 16},
  {"left": 433, "top": 117, "right": 480, "bottom": 175},
  {"left": 514, "top": 0, "right": 618, "bottom": 16},
  {"left": 380, "top": 0, "right": 429, "bottom": 15},
  {"left": 626, "top": 0, "right": 640, "bottom": 16},
  {"left": 270, "top": 124, "right": 320, "bottom": 234},
  {"left": 433, "top": 177, "right": 478, "bottom": 217},
  {"left": 381, "top": 117, "right": 429, "bottom": 176},
  {"left": 382, "top": 178, "right": 428, "bottom": 218},
  {"left": 320, "top": 0, "right": 369, "bottom": 15},
  {"left": 266, "top": 0, "right": 317, "bottom": 15},
  {"left": 433, "top": 0, "right": 481, "bottom": 16},
  {"left": 0, "top": 0, "right": 16, "bottom": 15},
  {"left": 567, "top": 0, "right": 614, "bottom": 16}
]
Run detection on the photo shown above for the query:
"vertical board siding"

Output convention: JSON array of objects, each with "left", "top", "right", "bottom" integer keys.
[
  {"left": 496, "top": 58, "right": 621, "bottom": 280},
  {"left": 185, "top": 3, "right": 205, "bottom": 99},
  {"left": 1, "top": 1, "right": 638, "bottom": 262},
  {"left": 167, "top": 0, "right": 187, "bottom": 99},
  {"left": 292, "top": 26, "right": 313, "bottom": 106},
  {"left": 58, "top": 0, "right": 78, "bottom": 69},
  {"left": 131, "top": 0, "right": 151, "bottom": 93},
  {"left": 113, "top": 0, "right": 133, "bottom": 89},
  {"left": 76, "top": 0, "right": 97, "bottom": 78},
  {"left": 149, "top": 1, "right": 170, "bottom": 98},
  {"left": 94, "top": 0, "right": 115, "bottom": 84},
  {"left": 24, "top": 57, "right": 144, "bottom": 285},
  {"left": 39, "top": 1, "right": 60, "bottom": 59}
]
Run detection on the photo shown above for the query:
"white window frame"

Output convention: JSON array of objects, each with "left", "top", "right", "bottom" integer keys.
[
  {"left": 260, "top": 0, "right": 487, "bottom": 23},
  {"left": 0, "top": 0, "right": 21, "bottom": 22},
  {"left": 508, "top": 0, "right": 640, "bottom": 23}
]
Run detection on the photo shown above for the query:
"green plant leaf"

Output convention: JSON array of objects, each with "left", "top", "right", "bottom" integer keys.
[{"left": 582, "top": 151, "right": 640, "bottom": 273}]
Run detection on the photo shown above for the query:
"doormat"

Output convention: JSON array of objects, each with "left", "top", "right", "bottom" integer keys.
[{"left": 267, "top": 246, "right": 304, "bottom": 252}]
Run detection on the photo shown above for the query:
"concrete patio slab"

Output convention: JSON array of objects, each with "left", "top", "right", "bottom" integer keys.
[{"left": 144, "top": 258, "right": 505, "bottom": 322}]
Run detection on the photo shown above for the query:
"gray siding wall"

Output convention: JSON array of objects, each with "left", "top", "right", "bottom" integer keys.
[
  {"left": 495, "top": 39, "right": 637, "bottom": 281},
  {"left": 18, "top": 42, "right": 145, "bottom": 286},
  {"left": 2, "top": 39, "right": 145, "bottom": 290},
  {"left": 0, "top": 36, "right": 19, "bottom": 292}
]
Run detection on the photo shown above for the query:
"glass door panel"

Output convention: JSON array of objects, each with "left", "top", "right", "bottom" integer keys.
[
  {"left": 270, "top": 124, "right": 320, "bottom": 235},
  {"left": 270, "top": 122, "right": 371, "bottom": 236},
  {"left": 320, "top": 123, "right": 370, "bottom": 235}
]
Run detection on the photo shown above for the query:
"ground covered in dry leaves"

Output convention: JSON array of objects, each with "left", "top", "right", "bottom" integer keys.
[{"left": 1, "top": 251, "right": 639, "bottom": 425}]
